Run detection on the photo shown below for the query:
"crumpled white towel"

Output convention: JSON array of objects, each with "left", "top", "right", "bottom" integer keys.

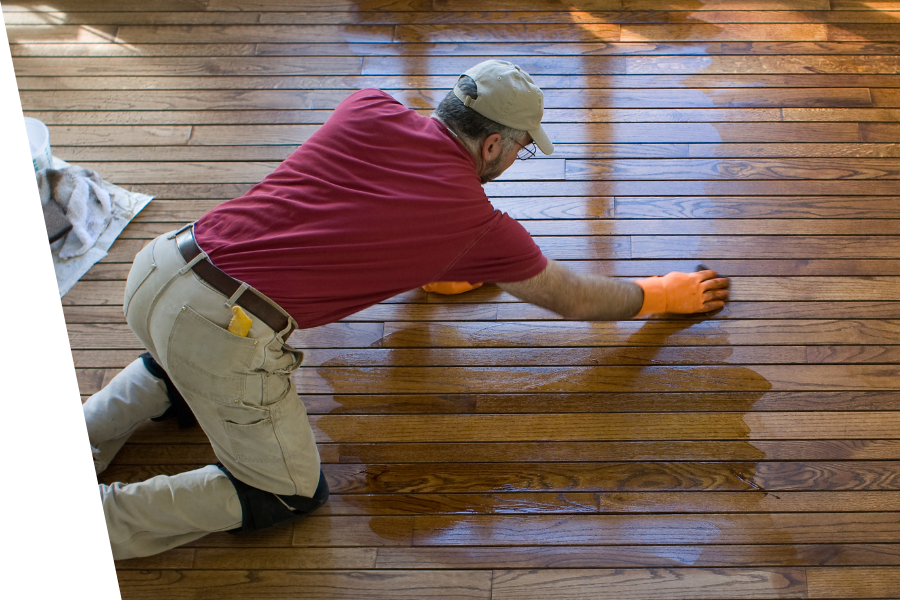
[
  {"left": 42, "top": 157, "right": 154, "bottom": 298},
  {"left": 37, "top": 166, "right": 112, "bottom": 259}
]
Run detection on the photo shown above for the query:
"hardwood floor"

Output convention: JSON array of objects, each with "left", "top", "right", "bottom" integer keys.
[{"left": 6, "top": 0, "right": 900, "bottom": 598}]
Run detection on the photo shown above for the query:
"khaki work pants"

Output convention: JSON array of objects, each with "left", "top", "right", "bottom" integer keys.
[{"left": 83, "top": 228, "right": 320, "bottom": 559}]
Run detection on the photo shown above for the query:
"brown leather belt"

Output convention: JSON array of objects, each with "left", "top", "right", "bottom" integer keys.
[{"left": 176, "top": 226, "right": 293, "bottom": 337}]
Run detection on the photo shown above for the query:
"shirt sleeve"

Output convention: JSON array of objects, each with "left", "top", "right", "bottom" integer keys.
[{"left": 438, "top": 212, "right": 548, "bottom": 283}]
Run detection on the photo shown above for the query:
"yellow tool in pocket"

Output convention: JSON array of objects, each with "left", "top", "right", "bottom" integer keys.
[{"left": 227, "top": 305, "right": 253, "bottom": 337}]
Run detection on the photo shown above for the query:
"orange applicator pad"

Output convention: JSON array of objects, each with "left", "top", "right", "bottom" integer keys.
[{"left": 421, "top": 281, "right": 483, "bottom": 295}]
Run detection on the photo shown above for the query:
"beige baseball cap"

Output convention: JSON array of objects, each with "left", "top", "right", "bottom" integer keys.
[{"left": 452, "top": 60, "right": 553, "bottom": 156}]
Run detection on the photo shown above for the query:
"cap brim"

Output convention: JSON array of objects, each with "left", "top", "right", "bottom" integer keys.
[{"left": 530, "top": 126, "right": 553, "bottom": 156}]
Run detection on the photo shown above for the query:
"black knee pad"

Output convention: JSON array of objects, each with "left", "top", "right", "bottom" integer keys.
[
  {"left": 140, "top": 352, "right": 197, "bottom": 429},
  {"left": 215, "top": 463, "right": 329, "bottom": 535}
]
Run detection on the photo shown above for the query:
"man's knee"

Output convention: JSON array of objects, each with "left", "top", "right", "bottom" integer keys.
[{"left": 214, "top": 463, "right": 329, "bottom": 534}]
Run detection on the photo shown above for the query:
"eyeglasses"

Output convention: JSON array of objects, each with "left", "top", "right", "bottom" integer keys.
[{"left": 515, "top": 141, "right": 537, "bottom": 161}]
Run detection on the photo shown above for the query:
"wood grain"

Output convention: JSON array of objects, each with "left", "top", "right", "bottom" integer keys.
[
  {"left": 319, "top": 461, "right": 900, "bottom": 493},
  {"left": 367, "top": 321, "right": 900, "bottom": 348},
  {"left": 310, "top": 412, "right": 900, "bottom": 442},
  {"left": 279, "top": 513, "right": 900, "bottom": 547},
  {"left": 18, "top": 39, "right": 900, "bottom": 58},
  {"left": 376, "top": 544, "right": 900, "bottom": 569},
  {"left": 490, "top": 567, "right": 806, "bottom": 600},
  {"left": 13, "top": 73, "right": 900, "bottom": 90},
  {"left": 807, "top": 566, "right": 900, "bottom": 598},
  {"left": 114, "top": 569, "right": 492, "bottom": 600},
  {"left": 335, "top": 440, "right": 900, "bottom": 463},
  {"left": 320, "top": 491, "right": 900, "bottom": 515},
  {"left": 567, "top": 158, "right": 900, "bottom": 180},
  {"left": 19, "top": 9, "right": 900, "bottom": 28}
]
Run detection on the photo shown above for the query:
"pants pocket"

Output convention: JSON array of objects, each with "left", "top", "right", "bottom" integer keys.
[
  {"left": 222, "top": 416, "right": 287, "bottom": 464},
  {"left": 166, "top": 304, "right": 262, "bottom": 407}
]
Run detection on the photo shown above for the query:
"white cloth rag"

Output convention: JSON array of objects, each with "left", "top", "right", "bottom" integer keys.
[
  {"left": 43, "top": 156, "right": 154, "bottom": 298},
  {"left": 37, "top": 165, "right": 113, "bottom": 259}
]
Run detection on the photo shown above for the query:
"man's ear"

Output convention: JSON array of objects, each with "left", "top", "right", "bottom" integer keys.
[{"left": 481, "top": 133, "right": 504, "bottom": 162}]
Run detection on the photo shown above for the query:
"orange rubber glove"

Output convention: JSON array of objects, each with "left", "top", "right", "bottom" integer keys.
[
  {"left": 421, "top": 281, "right": 483, "bottom": 295},
  {"left": 634, "top": 270, "right": 729, "bottom": 316}
]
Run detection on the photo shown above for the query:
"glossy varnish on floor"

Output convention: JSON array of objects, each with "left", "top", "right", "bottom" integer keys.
[{"left": 7, "top": 0, "right": 900, "bottom": 598}]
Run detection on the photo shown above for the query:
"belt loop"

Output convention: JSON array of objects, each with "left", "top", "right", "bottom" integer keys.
[
  {"left": 168, "top": 222, "right": 194, "bottom": 240},
  {"left": 225, "top": 282, "right": 249, "bottom": 308},
  {"left": 179, "top": 251, "right": 208, "bottom": 276}
]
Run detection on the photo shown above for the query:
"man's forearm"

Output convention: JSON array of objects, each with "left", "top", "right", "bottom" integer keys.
[
  {"left": 562, "top": 271, "right": 644, "bottom": 320},
  {"left": 498, "top": 259, "right": 643, "bottom": 320}
]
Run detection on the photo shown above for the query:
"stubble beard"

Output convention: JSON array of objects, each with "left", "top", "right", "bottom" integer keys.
[{"left": 479, "top": 155, "right": 507, "bottom": 185}]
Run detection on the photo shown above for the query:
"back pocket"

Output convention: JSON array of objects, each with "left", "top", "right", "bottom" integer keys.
[{"left": 166, "top": 305, "right": 261, "bottom": 407}]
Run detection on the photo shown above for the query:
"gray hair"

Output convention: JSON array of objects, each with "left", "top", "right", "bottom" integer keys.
[{"left": 433, "top": 75, "right": 525, "bottom": 159}]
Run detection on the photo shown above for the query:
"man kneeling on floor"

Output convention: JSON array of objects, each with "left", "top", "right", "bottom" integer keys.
[{"left": 85, "top": 59, "right": 729, "bottom": 559}]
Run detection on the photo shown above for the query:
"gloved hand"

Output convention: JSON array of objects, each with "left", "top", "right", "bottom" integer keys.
[
  {"left": 634, "top": 269, "right": 730, "bottom": 316},
  {"left": 422, "top": 281, "right": 483, "bottom": 295}
]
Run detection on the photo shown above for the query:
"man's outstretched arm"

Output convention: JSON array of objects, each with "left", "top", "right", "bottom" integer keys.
[{"left": 497, "top": 259, "right": 730, "bottom": 321}]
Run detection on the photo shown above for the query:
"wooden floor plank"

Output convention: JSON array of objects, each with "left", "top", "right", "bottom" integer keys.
[
  {"left": 807, "top": 566, "right": 900, "bottom": 598},
  {"left": 13, "top": 106, "right": 784, "bottom": 124},
  {"left": 331, "top": 461, "right": 900, "bottom": 493},
  {"left": 785, "top": 107, "right": 900, "bottom": 121},
  {"left": 16, "top": 9, "right": 900, "bottom": 27},
  {"left": 301, "top": 390, "right": 900, "bottom": 413},
  {"left": 624, "top": 0, "right": 830, "bottom": 9},
  {"left": 114, "top": 569, "right": 492, "bottom": 600},
  {"left": 376, "top": 544, "right": 900, "bottom": 569},
  {"left": 490, "top": 567, "right": 806, "bottom": 600},
  {"left": 370, "top": 320, "right": 900, "bottom": 348},
  {"left": 119, "top": 438, "right": 900, "bottom": 463},
  {"left": 870, "top": 87, "right": 900, "bottom": 110},
  {"left": 614, "top": 196, "right": 900, "bottom": 218},
  {"left": 11, "top": 87, "right": 876, "bottom": 112},
  {"left": 405, "top": 513, "right": 900, "bottom": 546},
  {"left": 14, "top": 73, "right": 900, "bottom": 90},
  {"left": 13, "top": 56, "right": 366, "bottom": 78},
  {"left": 178, "top": 543, "right": 876, "bottom": 571},
  {"left": 309, "top": 413, "right": 900, "bottom": 442},
  {"left": 113, "top": 24, "right": 399, "bottom": 44},
  {"left": 320, "top": 491, "right": 900, "bottom": 515},
  {"left": 620, "top": 23, "right": 828, "bottom": 42},
  {"left": 860, "top": 121, "right": 900, "bottom": 142},
  {"left": 397, "top": 22, "right": 851, "bottom": 45},
  {"left": 2, "top": 0, "right": 210, "bottom": 10},
  {"left": 829, "top": 23, "right": 900, "bottom": 42},
  {"left": 631, "top": 237, "right": 900, "bottom": 259},
  {"left": 567, "top": 158, "right": 900, "bottom": 180},
  {"left": 299, "top": 365, "right": 900, "bottom": 393},
  {"left": 285, "top": 513, "right": 900, "bottom": 549},
  {"left": 21, "top": 41, "right": 900, "bottom": 59},
  {"left": 351, "top": 54, "right": 880, "bottom": 79},
  {"left": 189, "top": 547, "right": 378, "bottom": 570}
]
